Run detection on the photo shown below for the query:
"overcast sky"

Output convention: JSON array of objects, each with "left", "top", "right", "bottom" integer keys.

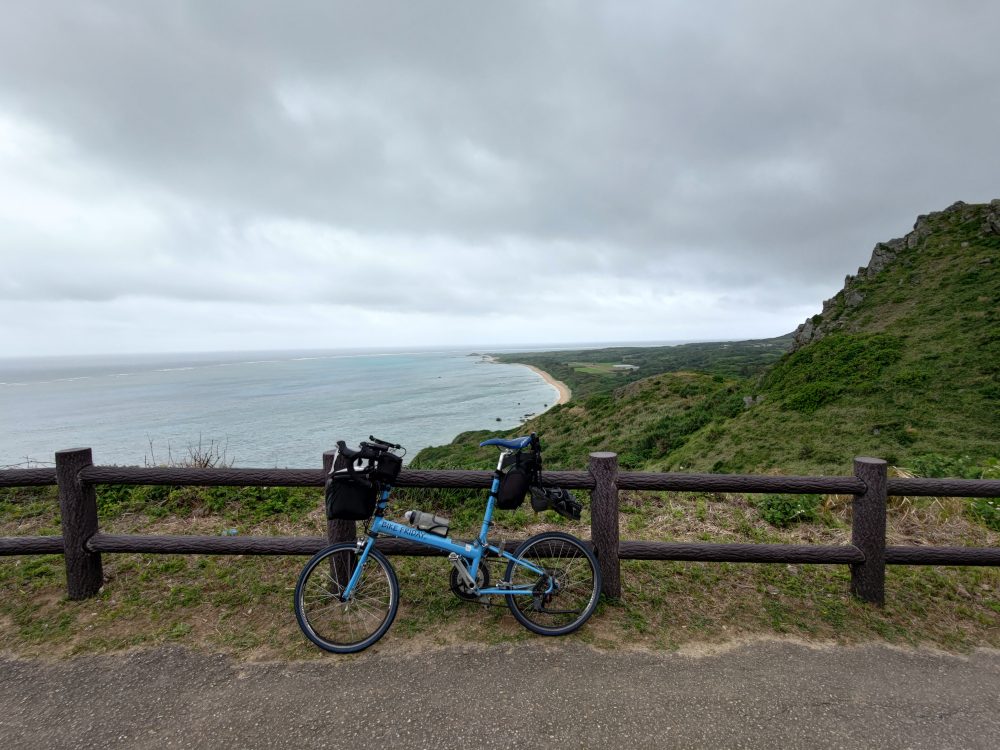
[{"left": 2, "top": 1, "right": 998, "bottom": 357}]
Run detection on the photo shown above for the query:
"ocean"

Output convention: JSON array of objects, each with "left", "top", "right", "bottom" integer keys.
[{"left": 0, "top": 348, "right": 562, "bottom": 468}]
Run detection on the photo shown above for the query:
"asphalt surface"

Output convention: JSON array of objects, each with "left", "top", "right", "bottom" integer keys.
[{"left": 1, "top": 641, "right": 998, "bottom": 749}]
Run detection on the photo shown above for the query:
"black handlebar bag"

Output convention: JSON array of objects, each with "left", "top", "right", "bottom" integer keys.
[
  {"left": 325, "top": 472, "right": 377, "bottom": 520},
  {"left": 324, "top": 443, "right": 402, "bottom": 521},
  {"left": 372, "top": 452, "right": 402, "bottom": 484}
]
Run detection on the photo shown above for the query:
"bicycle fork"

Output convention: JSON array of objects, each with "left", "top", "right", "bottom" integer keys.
[{"left": 338, "top": 538, "right": 377, "bottom": 601}]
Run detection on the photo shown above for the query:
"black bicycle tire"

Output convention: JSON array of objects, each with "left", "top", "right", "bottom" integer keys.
[
  {"left": 504, "top": 531, "right": 601, "bottom": 636},
  {"left": 294, "top": 543, "right": 399, "bottom": 654}
]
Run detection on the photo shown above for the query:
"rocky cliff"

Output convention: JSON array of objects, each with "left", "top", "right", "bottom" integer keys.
[{"left": 792, "top": 200, "right": 1000, "bottom": 350}]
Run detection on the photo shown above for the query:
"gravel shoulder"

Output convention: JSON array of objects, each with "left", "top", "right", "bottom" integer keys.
[{"left": 1, "top": 640, "right": 998, "bottom": 750}]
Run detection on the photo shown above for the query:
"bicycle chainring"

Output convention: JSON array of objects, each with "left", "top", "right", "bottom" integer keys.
[{"left": 449, "top": 562, "right": 490, "bottom": 601}]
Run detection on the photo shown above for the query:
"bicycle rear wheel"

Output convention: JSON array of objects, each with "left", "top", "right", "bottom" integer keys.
[
  {"left": 504, "top": 531, "right": 601, "bottom": 636},
  {"left": 295, "top": 543, "right": 399, "bottom": 654}
]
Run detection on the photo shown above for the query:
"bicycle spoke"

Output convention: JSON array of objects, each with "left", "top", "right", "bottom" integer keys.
[
  {"left": 295, "top": 546, "right": 399, "bottom": 652},
  {"left": 505, "top": 533, "right": 600, "bottom": 636}
]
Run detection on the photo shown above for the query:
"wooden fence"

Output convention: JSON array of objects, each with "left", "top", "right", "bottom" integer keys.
[{"left": 2, "top": 448, "right": 999, "bottom": 605}]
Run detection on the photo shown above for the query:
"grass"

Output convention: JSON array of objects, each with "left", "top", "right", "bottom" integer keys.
[
  {"left": 2, "top": 481, "right": 997, "bottom": 659},
  {"left": 568, "top": 362, "right": 636, "bottom": 375}
]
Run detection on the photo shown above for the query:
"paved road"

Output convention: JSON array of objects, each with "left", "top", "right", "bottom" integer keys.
[{"left": 1, "top": 641, "right": 998, "bottom": 749}]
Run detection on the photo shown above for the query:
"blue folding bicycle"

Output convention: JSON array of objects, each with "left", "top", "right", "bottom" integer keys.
[{"left": 294, "top": 434, "right": 601, "bottom": 653}]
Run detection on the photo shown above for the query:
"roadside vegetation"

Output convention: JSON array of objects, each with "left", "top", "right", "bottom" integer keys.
[{"left": 1, "top": 474, "right": 997, "bottom": 659}]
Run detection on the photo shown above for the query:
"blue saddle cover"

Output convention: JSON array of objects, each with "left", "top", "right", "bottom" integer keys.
[{"left": 479, "top": 435, "right": 533, "bottom": 450}]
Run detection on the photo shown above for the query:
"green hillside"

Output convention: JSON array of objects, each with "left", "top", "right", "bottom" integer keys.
[
  {"left": 416, "top": 200, "right": 999, "bottom": 476},
  {"left": 416, "top": 371, "right": 745, "bottom": 470},
  {"left": 494, "top": 336, "right": 792, "bottom": 400},
  {"left": 670, "top": 200, "right": 999, "bottom": 474}
]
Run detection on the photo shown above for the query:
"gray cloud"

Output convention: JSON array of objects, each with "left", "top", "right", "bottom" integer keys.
[{"left": 1, "top": 1, "right": 999, "bottom": 355}]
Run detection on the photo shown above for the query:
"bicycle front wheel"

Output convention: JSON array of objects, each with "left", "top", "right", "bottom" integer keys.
[
  {"left": 295, "top": 543, "right": 399, "bottom": 654},
  {"left": 504, "top": 531, "right": 601, "bottom": 636}
]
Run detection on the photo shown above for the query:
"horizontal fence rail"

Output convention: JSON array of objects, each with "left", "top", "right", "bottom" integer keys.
[
  {"left": 80, "top": 466, "right": 326, "bottom": 487},
  {"left": 75, "top": 466, "right": 597, "bottom": 490},
  {"left": 0, "top": 468, "right": 58, "bottom": 487},
  {"left": 885, "top": 546, "right": 1000, "bottom": 566},
  {"left": 12, "top": 465, "right": 998, "bottom": 497},
  {"left": 85, "top": 533, "right": 530, "bottom": 557},
  {"left": 617, "top": 542, "right": 866, "bottom": 564},
  {"left": 2, "top": 464, "right": 997, "bottom": 500},
  {"left": 886, "top": 478, "right": 1000, "bottom": 498},
  {"left": 0, "top": 448, "right": 998, "bottom": 606},
  {"left": 0, "top": 535, "right": 65, "bottom": 555},
  {"left": 616, "top": 472, "right": 867, "bottom": 494}
]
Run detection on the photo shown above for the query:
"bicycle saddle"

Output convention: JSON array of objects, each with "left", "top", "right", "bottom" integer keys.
[{"left": 479, "top": 435, "right": 533, "bottom": 450}]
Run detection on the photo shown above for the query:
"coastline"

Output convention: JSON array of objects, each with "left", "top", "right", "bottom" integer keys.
[
  {"left": 520, "top": 364, "right": 572, "bottom": 406},
  {"left": 478, "top": 355, "right": 572, "bottom": 407}
]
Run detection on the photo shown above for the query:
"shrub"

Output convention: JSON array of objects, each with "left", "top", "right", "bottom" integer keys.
[
  {"left": 616, "top": 452, "right": 645, "bottom": 470},
  {"left": 906, "top": 454, "right": 995, "bottom": 480},
  {"left": 755, "top": 494, "right": 820, "bottom": 527},
  {"left": 584, "top": 393, "right": 612, "bottom": 412},
  {"left": 893, "top": 370, "right": 931, "bottom": 388},
  {"left": 782, "top": 381, "right": 843, "bottom": 413},
  {"left": 903, "top": 456, "right": 1000, "bottom": 532},
  {"left": 764, "top": 333, "right": 904, "bottom": 413},
  {"left": 970, "top": 498, "right": 1000, "bottom": 531}
]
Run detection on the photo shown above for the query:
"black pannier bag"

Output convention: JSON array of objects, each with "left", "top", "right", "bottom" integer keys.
[
  {"left": 325, "top": 473, "right": 377, "bottom": 521},
  {"left": 496, "top": 451, "right": 541, "bottom": 510}
]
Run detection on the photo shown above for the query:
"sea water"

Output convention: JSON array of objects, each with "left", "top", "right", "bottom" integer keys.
[{"left": 0, "top": 348, "right": 560, "bottom": 468}]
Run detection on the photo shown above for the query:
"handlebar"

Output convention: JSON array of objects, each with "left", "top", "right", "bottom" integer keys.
[
  {"left": 333, "top": 441, "right": 372, "bottom": 488},
  {"left": 367, "top": 435, "right": 401, "bottom": 450},
  {"left": 336, "top": 437, "right": 403, "bottom": 465},
  {"left": 335, "top": 440, "right": 360, "bottom": 461}
]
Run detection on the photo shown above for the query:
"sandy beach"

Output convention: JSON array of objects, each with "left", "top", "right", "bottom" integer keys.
[
  {"left": 521, "top": 364, "right": 572, "bottom": 405},
  {"left": 478, "top": 355, "right": 572, "bottom": 407}
]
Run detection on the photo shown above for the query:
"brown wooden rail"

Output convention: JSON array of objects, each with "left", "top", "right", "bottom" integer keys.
[{"left": 1, "top": 448, "right": 998, "bottom": 605}]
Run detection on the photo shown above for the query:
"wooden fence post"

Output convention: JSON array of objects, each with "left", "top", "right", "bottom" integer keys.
[
  {"left": 55, "top": 448, "right": 103, "bottom": 600},
  {"left": 324, "top": 449, "right": 356, "bottom": 547},
  {"left": 589, "top": 451, "right": 620, "bottom": 598},
  {"left": 851, "top": 457, "right": 887, "bottom": 605}
]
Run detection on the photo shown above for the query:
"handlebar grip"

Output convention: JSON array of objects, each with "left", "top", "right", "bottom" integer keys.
[
  {"left": 336, "top": 440, "right": 361, "bottom": 460},
  {"left": 368, "top": 435, "right": 401, "bottom": 450}
]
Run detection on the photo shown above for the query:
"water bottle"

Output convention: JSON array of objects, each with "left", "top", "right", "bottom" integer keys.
[{"left": 404, "top": 510, "right": 450, "bottom": 537}]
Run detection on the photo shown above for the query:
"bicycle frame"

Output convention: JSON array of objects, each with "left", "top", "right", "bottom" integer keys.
[{"left": 340, "top": 450, "right": 548, "bottom": 599}]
